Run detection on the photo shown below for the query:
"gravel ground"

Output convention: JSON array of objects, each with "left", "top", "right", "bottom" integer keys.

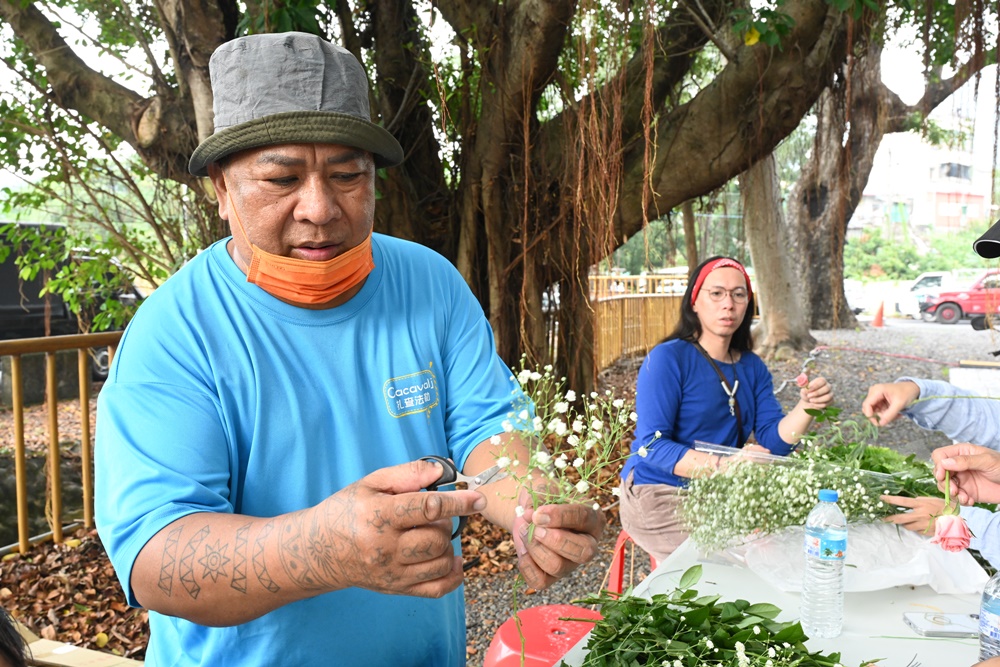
[{"left": 463, "top": 318, "right": 1000, "bottom": 665}]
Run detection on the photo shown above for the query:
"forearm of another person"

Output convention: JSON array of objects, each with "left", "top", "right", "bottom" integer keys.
[
  {"left": 672, "top": 447, "right": 725, "bottom": 478},
  {"left": 130, "top": 461, "right": 483, "bottom": 626}
]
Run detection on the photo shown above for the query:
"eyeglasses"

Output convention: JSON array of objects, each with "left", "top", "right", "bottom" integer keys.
[{"left": 703, "top": 288, "right": 749, "bottom": 303}]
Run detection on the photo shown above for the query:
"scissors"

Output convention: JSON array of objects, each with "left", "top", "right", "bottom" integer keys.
[{"left": 420, "top": 455, "right": 509, "bottom": 538}]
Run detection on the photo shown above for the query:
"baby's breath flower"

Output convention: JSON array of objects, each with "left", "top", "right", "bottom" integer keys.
[
  {"left": 573, "top": 457, "right": 584, "bottom": 467},
  {"left": 637, "top": 446, "right": 649, "bottom": 458},
  {"left": 565, "top": 390, "right": 576, "bottom": 402},
  {"left": 514, "top": 505, "right": 525, "bottom": 517},
  {"left": 490, "top": 434, "right": 501, "bottom": 445},
  {"left": 496, "top": 456, "right": 511, "bottom": 468},
  {"left": 613, "top": 398, "right": 624, "bottom": 409},
  {"left": 575, "top": 480, "right": 589, "bottom": 494},
  {"left": 554, "top": 401, "right": 569, "bottom": 414}
]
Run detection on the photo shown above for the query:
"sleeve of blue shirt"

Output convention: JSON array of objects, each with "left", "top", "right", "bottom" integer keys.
[
  {"left": 961, "top": 505, "right": 1000, "bottom": 567},
  {"left": 632, "top": 345, "right": 689, "bottom": 478},
  {"left": 899, "top": 377, "right": 1000, "bottom": 446}
]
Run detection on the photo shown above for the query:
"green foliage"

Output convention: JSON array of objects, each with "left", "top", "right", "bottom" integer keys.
[
  {"left": 238, "top": 0, "right": 322, "bottom": 36},
  {"left": 844, "top": 224, "right": 992, "bottom": 281},
  {"left": 731, "top": 7, "right": 796, "bottom": 49},
  {"left": 0, "top": 222, "right": 141, "bottom": 332},
  {"left": 573, "top": 565, "right": 849, "bottom": 666}
]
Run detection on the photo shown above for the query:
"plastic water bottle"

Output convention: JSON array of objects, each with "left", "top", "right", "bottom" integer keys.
[
  {"left": 980, "top": 571, "right": 1000, "bottom": 658},
  {"left": 801, "top": 488, "right": 847, "bottom": 639}
]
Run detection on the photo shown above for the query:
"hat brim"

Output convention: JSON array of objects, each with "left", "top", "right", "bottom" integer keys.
[
  {"left": 974, "top": 219, "right": 1000, "bottom": 259},
  {"left": 189, "top": 110, "right": 404, "bottom": 176}
]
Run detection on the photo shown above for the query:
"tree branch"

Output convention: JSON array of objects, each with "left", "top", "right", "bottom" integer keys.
[
  {"left": 680, "top": 0, "right": 737, "bottom": 62},
  {"left": 0, "top": 0, "right": 144, "bottom": 144}
]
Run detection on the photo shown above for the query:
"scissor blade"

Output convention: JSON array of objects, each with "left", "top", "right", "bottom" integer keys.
[{"left": 470, "top": 465, "right": 508, "bottom": 489}]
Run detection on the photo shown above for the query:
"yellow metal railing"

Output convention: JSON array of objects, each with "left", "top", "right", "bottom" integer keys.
[
  {"left": 592, "top": 293, "right": 682, "bottom": 370},
  {"left": 1, "top": 331, "right": 122, "bottom": 554}
]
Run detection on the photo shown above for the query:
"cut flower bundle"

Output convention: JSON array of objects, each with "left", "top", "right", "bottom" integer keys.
[{"left": 680, "top": 408, "right": 943, "bottom": 552}]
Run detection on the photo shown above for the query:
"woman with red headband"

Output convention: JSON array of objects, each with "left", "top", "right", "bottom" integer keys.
[{"left": 619, "top": 255, "right": 833, "bottom": 561}]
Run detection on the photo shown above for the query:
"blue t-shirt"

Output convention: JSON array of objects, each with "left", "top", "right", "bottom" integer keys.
[
  {"left": 95, "top": 234, "right": 520, "bottom": 666},
  {"left": 622, "top": 339, "right": 791, "bottom": 487}
]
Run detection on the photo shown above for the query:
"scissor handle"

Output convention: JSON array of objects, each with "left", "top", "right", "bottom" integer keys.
[
  {"left": 420, "top": 455, "right": 459, "bottom": 490},
  {"left": 420, "top": 455, "right": 466, "bottom": 539}
]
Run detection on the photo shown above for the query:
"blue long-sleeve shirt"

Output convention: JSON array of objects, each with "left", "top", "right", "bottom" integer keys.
[
  {"left": 900, "top": 377, "right": 1000, "bottom": 567},
  {"left": 622, "top": 339, "right": 792, "bottom": 487}
]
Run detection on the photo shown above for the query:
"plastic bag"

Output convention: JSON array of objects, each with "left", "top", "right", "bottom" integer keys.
[{"left": 712, "top": 522, "right": 988, "bottom": 595}]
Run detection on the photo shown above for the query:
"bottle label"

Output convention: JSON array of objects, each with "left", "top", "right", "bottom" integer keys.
[
  {"left": 805, "top": 533, "right": 846, "bottom": 561},
  {"left": 982, "top": 604, "right": 1000, "bottom": 641}
]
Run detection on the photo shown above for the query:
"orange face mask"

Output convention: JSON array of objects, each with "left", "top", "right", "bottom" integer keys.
[{"left": 224, "top": 185, "right": 374, "bottom": 306}]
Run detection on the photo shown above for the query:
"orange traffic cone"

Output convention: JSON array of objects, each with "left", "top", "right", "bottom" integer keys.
[{"left": 872, "top": 301, "right": 884, "bottom": 328}]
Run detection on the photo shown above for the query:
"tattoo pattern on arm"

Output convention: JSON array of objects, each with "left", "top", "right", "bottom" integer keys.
[
  {"left": 252, "top": 522, "right": 281, "bottom": 593},
  {"left": 198, "top": 539, "right": 231, "bottom": 583},
  {"left": 279, "top": 487, "right": 366, "bottom": 591},
  {"left": 231, "top": 523, "right": 249, "bottom": 594},
  {"left": 157, "top": 526, "right": 182, "bottom": 597},
  {"left": 178, "top": 526, "right": 210, "bottom": 599}
]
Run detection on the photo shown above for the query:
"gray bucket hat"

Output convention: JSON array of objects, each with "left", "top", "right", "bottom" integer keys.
[{"left": 188, "top": 32, "right": 404, "bottom": 176}]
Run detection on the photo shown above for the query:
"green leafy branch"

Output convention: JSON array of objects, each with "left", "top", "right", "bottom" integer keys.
[{"left": 570, "top": 565, "right": 861, "bottom": 666}]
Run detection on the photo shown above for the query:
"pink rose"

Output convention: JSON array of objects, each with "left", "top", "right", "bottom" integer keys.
[
  {"left": 930, "top": 513, "right": 972, "bottom": 552},
  {"left": 795, "top": 373, "right": 809, "bottom": 388}
]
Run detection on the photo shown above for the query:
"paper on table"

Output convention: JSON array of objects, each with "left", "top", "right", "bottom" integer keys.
[{"left": 727, "top": 522, "right": 989, "bottom": 595}]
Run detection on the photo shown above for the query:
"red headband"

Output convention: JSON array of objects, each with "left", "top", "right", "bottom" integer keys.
[{"left": 690, "top": 258, "right": 753, "bottom": 306}]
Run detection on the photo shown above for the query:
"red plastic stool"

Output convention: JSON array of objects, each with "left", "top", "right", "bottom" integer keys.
[
  {"left": 608, "top": 529, "right": 657, "bottom": 595},
  {"left": 482, "top": 604, "right": 602, "bottom": 667}
]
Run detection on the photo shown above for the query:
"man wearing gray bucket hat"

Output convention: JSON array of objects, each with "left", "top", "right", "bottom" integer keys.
[{"left": 95, "top": 32, "right": 603, "bottom": 666}]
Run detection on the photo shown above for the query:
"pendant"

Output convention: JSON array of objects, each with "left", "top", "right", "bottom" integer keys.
[{"left": 728, "top": 397, "right": 735, "bottom": 416}]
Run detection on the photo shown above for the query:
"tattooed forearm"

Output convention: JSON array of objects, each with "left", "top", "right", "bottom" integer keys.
[
  {"left": 279, "top": 489, "right": 365, "bottom": 591},
  {"left": 158, "top": 525, "right": 182, "bottom": 596}
]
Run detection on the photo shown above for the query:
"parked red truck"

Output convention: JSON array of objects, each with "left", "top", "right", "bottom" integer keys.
[{"left": 921, "top": 268, "right": 1000, "bottom": 324}]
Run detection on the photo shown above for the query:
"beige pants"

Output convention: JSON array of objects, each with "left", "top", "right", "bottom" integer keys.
[{"left": 619, "top": 471, "right": 688, "bottom": 563}]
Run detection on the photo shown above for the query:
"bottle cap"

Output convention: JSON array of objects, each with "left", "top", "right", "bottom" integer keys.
[{"left": 818, "top": 489, "right": 839, "bottom": 502}]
